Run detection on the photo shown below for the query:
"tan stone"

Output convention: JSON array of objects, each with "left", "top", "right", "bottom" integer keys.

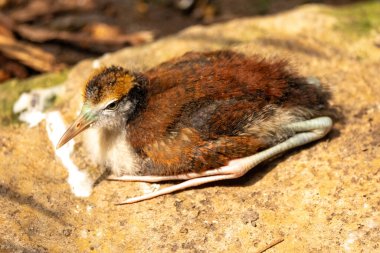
[{"left": 1, "top": 4, "right": 380, "bottom": 252}]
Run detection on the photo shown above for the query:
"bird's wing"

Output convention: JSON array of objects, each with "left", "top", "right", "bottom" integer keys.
[{"left": 140, "top": 127, "right": 267, "bottom": 176}]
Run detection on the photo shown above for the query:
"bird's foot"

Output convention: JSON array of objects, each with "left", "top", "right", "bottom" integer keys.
[{"left": 116, "top": 165, "right": 242, "bottom": 205}]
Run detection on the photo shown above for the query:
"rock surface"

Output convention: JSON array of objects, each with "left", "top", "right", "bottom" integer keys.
[{"left": 1, "top": 3, "right": 380, "bottom": 252}]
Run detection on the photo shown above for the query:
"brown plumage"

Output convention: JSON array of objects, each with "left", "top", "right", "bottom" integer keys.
[
  {"left": 57, "top": 50, "right": 333, "bottom": 203},
  {"left": 126, "top": 51, "right": 330, "bottom": 175}
]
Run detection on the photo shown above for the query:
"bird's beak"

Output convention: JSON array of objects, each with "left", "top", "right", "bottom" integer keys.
[{"left": 56, "top": 112, "right": 95, "bottom": 149}]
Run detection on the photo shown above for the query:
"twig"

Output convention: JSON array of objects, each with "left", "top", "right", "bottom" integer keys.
[
  {"left": 16, "top": 25, "right": 153, "bottom": 53},
  {"left": 0, "top": 34, "right": 64, "bottom": 72},
  {"left": 9, "top": 0, "right": 94, "bottom": 22},
  {"left": 255, "top": 238, "right": 284, "bottom": 253}
]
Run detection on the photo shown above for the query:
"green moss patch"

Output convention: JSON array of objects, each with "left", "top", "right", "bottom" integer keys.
[
  {"left": 329, "top": 1, "right": 380, "bottom": 38},
  {"left": 0, "top": 70, "right": 68, "bottom": 125}
]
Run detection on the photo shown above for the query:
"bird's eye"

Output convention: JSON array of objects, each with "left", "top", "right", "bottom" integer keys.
[{"left": 106, "top": 101, "right": 118, "bottom": 110}]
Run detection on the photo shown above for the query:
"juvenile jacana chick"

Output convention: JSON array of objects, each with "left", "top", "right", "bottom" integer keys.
[{"left": 57, "top": 50, "right": 333, "bottom": 204}]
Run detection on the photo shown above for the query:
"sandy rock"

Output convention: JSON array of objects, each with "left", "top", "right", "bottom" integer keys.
[{"left": 1, "top": 4, "right": 380, "bottom": 252}]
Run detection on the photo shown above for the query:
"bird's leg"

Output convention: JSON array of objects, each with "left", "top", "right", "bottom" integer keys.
[
  {"left": 118, "top": 117, "right": 332, "bottom": 204},
  {"left": 108, "top": 169, "right": 226, "bottom": 182}
]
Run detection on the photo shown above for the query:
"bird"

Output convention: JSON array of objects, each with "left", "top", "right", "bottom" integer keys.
[{"left": 56, "top": 50, "right": 333, "bottom": 204}]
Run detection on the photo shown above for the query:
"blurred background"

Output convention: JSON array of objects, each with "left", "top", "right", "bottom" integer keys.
[{"left": 0, "top": 0, "right": 371, "bottom": 83}]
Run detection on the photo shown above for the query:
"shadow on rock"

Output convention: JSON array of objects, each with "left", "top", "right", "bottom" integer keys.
[
  {"left": 0, "top": 238, "right": 44, "bottom": 253},
  {"left": 0, "top": 184, "right": 68, "bottom": 226}
]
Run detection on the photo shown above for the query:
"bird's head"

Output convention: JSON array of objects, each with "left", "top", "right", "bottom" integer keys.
[{"left": 57, "top": 66, "right": 148, "bottom": 149}]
